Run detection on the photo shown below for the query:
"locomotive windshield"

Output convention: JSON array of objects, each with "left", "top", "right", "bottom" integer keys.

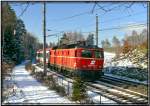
[
  {"left": 95, "top": 50, "right": 104, "bottom": 58},
  {"left": 81, "top": 50, "right": 92, "bottom": 58}
]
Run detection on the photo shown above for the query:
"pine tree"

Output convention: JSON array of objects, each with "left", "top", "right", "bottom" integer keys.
[
  {"left": 15, "top": 19, "right": 27, "bottom": 64},
  {"left": 72, "top": 77, "right": 87, "bottom": 103},
  {"left": 2, "top": 3, "right": 17, "bottom": 63},
  {"left": 23, "top": 32, "right": 39, "bottom": 60}
]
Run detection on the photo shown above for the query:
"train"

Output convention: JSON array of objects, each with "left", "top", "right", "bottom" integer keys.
[{"left": 36, "top": 42, "right": 104, "bottom": 80}]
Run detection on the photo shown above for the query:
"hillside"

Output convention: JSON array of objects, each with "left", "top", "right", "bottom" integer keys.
[
  {"left": 112, "top": 48, "right": 148, "bottom": 69},
  {"left": 103, "top": 49, "right": 148, "bottom": 81}
]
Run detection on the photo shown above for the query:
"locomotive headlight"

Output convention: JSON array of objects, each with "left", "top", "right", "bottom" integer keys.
[{"left": 74, "top": 63, "right": 76, "bottom": 67}]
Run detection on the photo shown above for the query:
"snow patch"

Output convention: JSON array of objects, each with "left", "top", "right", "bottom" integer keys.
[{"left": 4, "top": 65, "right": 73, "bottom": 104}]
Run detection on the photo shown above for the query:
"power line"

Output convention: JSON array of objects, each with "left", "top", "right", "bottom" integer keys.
[
  {"left": 46, "top": 31, "right": 64, "bottom": 37},
  {"left": 98, "top": 23, "right": 147, "bottom": 31},
  {"left": 91, "top": 3, "right": 97, "bottom": 14},
  {"left": 124, "top": 2, "right": 134, "bottom": 9},
  {"left": 85, "top": 10, "right": 147, "bottom": 28},
  {"left": 49, "top": 3, "right": 138, "bottom": 31},
  {"left": 42, "top": 23, "right": 147, "bottom": 46},
  {"left": 18, "top": 3, "right": 30, "bottom": 18},
  {"left": 91, "top": 2, "right": 108, "bottom": 13},
  {"left": 49, "top": 22, "right": 147, "bottom": 35},
  {"left": 81, "top": 23, "right": 147, "bottom": 34},
  {"left": 49, "top": 3, "right": 122, "bottom": 23},
  {"left": 142, "top": 3, "right": 147, "bottom": 8},
  {"left": 96, "top": 3, "right": 109, "bottom": 12},
  {"left": 40, "top": 31, "right": 64, "bottom": 37},
  {"left": 51, "top": 10, "right": 146, "bottom": 33}
]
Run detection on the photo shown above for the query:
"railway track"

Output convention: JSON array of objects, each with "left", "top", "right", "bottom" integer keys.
[
  {"left": 34, "top": 65, "right": 148, "bottom": 104},
  {"left": 102, "top": 74, "right": 147, "bottom": 86},
  {"left": 99, "top": 74, "right": 148, "bottom": 95},
  {"left": 86, "top": 80, "right": 148, "bottom": 104}
]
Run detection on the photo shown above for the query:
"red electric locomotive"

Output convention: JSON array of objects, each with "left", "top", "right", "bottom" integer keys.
[{"left": 36, "top": 42, "right": 104, "bottom": 80}]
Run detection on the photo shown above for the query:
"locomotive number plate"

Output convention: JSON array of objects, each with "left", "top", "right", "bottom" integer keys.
[{"left": 90, "top": 60, "right": 95, "bottom": 65}]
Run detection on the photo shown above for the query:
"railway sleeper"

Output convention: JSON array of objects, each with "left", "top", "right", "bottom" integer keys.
[{"left": 88, "top": 82, "right": 147, "bottom": 103}]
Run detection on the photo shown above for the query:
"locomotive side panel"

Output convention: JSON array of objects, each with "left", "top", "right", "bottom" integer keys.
[
  {"left": 38, "top": 47, "right": 104, "bottom": 80},
  {"left": 67, "top": 49, "right": 76, "bottom": 70},
  {"left": 50, "top": 50, "right": 55, "bottom": 65}
]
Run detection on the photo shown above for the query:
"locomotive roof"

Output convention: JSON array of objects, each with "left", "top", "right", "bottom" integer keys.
[{"left": 52, "top": 43, "right": 102, "bottom": 50}]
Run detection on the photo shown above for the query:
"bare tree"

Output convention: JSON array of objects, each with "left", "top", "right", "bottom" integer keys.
[
  {"left": 112, "top": 36, "right": 121, "bottom": 56},
  {"left": 86, "top": 33, "right": 94, "bottom": 46}
]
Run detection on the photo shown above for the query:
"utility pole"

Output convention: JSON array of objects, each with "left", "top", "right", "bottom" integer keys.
[
  {"left": 96, "top": 14, "right": 98, "bottom": 47},
  {"left": 58, "top": 34, "right": 60, "bottom": 46},
  {"left": 43, "top": 2, "right": 46, "bottom": 75}
]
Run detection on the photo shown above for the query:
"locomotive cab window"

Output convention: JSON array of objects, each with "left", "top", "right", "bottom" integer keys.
[
  {"left": 95, "top": 50, "right": 104, "bottom": 58},
  {"left": 81, "top": 50, "right": 92, "bottom": 58}
]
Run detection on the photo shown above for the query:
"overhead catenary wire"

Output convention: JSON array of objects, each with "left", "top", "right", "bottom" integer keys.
[
  {"left": 50, "top": 11, "right": 147, "bottom": 33},
  {"left": 18, "top": 2, "right": 30, "bottom": 18},
  {"left": 91, "top": 3, "right": 97, "bottom": 14},
  {"left": 44, "top": 22, "right": 147, "bottom": 37},
  {"left": 49, "top": 3, "right": 141, "bottom": 31},
  {"left": 96, "top": 3, "right": 109, "bottom": 12},
  {"left": 49, "top": 3, "right": 125, "bottom": 23},
  {"left": 10, "top": 2, "right": 147, "bottom": 44},
  {"left": 82, "top": 23, "right": 147, "bottom": 34},
  {"left": 124, "top": 2, "right": 134, "bottom": 9},
  {"left": 79, "top": 10, "right": 147, "bottom": 30},
  {"left": 46, "top": 31, "right": 64, "bottom": 37}
]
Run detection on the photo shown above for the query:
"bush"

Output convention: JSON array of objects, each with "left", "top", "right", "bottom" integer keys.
[
  {"left": 35, "top": 72, "right": 45, "bottom": 82},
  {"left": 30, "top": 65, "right": 35, "bottom": 75},
  {"left": 2, "top": 59, "right": 15, "bottom": 77},
  {"left": 25, "top": 61, "right": 37, "bottom": 75},
  {"left": 43, "top": 75, "right": 66, "bottom": 96},
  {"left": 71, "top": 77, "right": 87, "bottom": 103},
  {"left": 25, "top": 61, "right": 32, "bottom": 71},
  {"left": 48, "top": 76, "right": 57, "bottom": 90},
  {"left": 55, "top": 85, "right": 66, "bottom": 96}
]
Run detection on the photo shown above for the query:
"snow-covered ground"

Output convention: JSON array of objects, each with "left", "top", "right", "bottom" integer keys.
[{"left": 3, "top": 64, "right": 73, "bottom": 104}]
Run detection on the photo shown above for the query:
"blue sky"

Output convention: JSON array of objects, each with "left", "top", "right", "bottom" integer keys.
[{"left": 10, "top": 2, "right": 148, "bottom": 47}]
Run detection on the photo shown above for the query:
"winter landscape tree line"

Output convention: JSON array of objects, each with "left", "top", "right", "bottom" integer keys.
[
  {"left": 101, "top": 29, "right": 147, "bottom": 56},
  {"left": 41, "top": 32, "right": 94, "bottom": 48},
  {"left": 2, "top": 3, "right": 40, "bottom": 75},
  {"left": 1, "top": 3, "right": 95, "bottom": 75}
]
